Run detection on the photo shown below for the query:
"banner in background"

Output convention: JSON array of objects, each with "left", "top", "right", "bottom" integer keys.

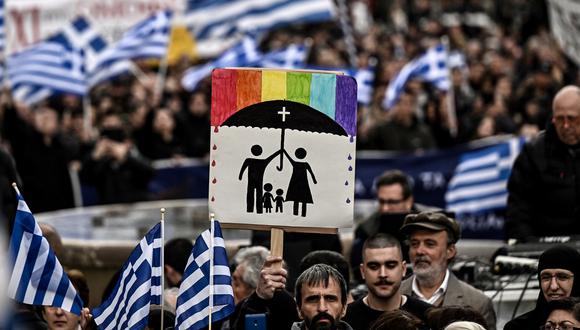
[
  {"left": 80, "top": 136, "right": 523, "bottom": 239},
  {"left": 4, "top": 0, "right": 183, "bottom": 55},
  {"left": 548, "top": 0, "right": 580, "bottom": 66}
]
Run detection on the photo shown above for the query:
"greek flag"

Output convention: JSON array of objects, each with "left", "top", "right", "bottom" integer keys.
[
  {"left": 8, "top": 185, "right": 84, "bottom": 315},
  {"left": 0, "top": 0, "right": 4, "bottom": 61},
  {"left": 445, "top": 137, "right": 524, "bottom": 214},
  {"left": 347, "top": 67, "right": 375, "bottom": 106},
  {"left": 185, "top": 0, "right": 334, "bottom": 41},
  {"left": 90, "top": 10, "right": 172, "bottom": 85},
  {"left": 93, "top": 222, "right": 163, "bottom": 330},
  {"left": 260, "top": 43, "right": 308, "bottom": 68},
  {"left": 7, "top": 16, "right": 104, "bottom": 105},
  {"left": 174, "top": 221, "right": 234, "bottom": 330},
  {"left": 383, "top": 44, "right": 450, "bottom": 110},
  {"left": 182, "top": 35, "right": 261, "bottom": 91}
]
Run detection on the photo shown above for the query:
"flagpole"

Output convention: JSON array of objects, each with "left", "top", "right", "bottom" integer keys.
[
  {"left": 160, "top": 208, "right": 166, "bottom": 330},
  {"left": 153, "top": 9, "right": 179, "bottom": 106},
  {"left": 441, "top": 36, "right": 458, "bottom": 137},
  {"left": 336, "top": 0, "right": 358, "bottom": 67},
  {"left": 208, "top": 213, "right": 216, "bottom": 330}
]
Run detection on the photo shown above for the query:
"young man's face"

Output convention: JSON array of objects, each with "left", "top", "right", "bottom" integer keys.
[
  {"left": 360, "top": 246, "right": 406, "bottom": 301},
  {"left": 377, "top": 184, "right": 413, "bottom": 214},
  {"left": 299, "top": 278, "right": 346, "bottom": 330}
]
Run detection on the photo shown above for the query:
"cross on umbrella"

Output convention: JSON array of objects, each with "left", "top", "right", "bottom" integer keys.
[
  {"left": 276, "top": 106, "right": 290, "bottom": 170},
  {"left": 278, "top": 106, "right": 290, "bottom": 122}
]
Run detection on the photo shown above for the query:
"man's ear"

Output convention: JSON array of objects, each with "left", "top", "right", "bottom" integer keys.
[
  {"left": 447, "top": 243, "right": 457, "bottom": 260},
  {"left": 297, "top": 306, "right": 304, "bottom": 320},
  {"left": 359, "top": 263, "right": 365, "bottom": 280}
]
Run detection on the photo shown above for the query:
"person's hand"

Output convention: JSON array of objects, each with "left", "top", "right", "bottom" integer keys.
[
  {"left": 80, "top": 307, "right": 93, "bottom": 330},
  {"left": 255, "top": 256, "right": 287, "bottom": 300},
  {"left": 109, "top": 141, "right": 130, "bottom": 162},
  {"left": 91, "top": 139, "right": 110, "bottom": 160}
]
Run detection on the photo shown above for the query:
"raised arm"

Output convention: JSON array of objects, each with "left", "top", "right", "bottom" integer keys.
[{"left": 264, "top": 149, "right": 283, "bottom": 164}]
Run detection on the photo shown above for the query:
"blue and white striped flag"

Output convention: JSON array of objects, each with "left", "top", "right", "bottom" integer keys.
[
  {"left": 7, "top": 16, "right": 105, "bottom": 105},
  {"left": 175, "top": 221, "right": 234, "bottom": 330},
  {"left": 8, "top": 185, "right": 84, "bottom": 315},
  {"left": 383, "top": 44, "right": 450, "bottom": 110},
  {"left": 182, "top": 35, "right": 261, "bottom": 91},
  {"left": 346, "top": 67, "right": 375, "bottom": 106},
  {"left": 445, "top": 137, "right": 524, "bottom": 214},
  {"left": 90, "top": 10, "right": 172, "bottom": 86},
  {"left": 0, "top": 0, "right": 4, "bottom": 55},
  {"left": 260, "top": 43, "right": 308, "bottom": 68},
  {"left": 93, "top": 222, "right": 163, "bottom": 330},
  {"left": 185, "top": 0, "right": 335, "bottom": 44}
]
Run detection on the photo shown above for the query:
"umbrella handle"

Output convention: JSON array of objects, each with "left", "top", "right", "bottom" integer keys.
[{"left": 276, "top": 128, "right": 285, "bottom": 171}]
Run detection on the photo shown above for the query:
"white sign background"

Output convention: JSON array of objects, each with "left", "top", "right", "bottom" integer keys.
[{"left": 209, "top": 126, "right": 356, "bottom": 229}]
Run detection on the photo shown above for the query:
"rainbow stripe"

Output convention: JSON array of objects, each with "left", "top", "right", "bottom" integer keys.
[{"left": 211, "top": 68, "right": 357, "bottom": 136}]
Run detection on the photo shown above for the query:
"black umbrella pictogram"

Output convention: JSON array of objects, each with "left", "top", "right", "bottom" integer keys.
[{"left": 222, "top": 100, "right": 348, "bottom": 170}]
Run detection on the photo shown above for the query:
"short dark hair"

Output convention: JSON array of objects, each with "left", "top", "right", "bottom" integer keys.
[
  {"left": 546, "top": 297, "right": 580, "bottom": 318},
  {"left": 299, "top": 250, "right": 350, "bottom": 290},
  {"left": 375, "top": 170, "right": 412, "bottom": 199},
  {"left": 426, "top": 305, "right": 488, "bottom": 330},
  {"left": 164, "top": 238, "right": 193, "bottom": 275},
  {"left": 370, "top": 309, "right": 425, "bottom": 330},
  {"left": 363, "top": 233, "right": 402, "bottom": 258},
  {"left": 295, "top": 264, "right": 347, "bottom": 308}
]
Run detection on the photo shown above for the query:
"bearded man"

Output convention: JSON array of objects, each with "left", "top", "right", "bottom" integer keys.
[{"left": 399, "top": 212, "right": 497, "bottom": 330}]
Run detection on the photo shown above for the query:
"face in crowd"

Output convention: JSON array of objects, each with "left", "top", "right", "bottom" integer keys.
[
  {"left": 408, "top": 229, "right": 456, "bottom": 282},
  {"left": 232, "top": 264, "right": 253, "bottom": 305},
  {"left": 298, "top": 277, "right": 346, "bottom": 330},
  {"left": 540, "top": 268, "right": 575, "bottom": 302},
  {"left": 377, "top": 183, "right": 413, "bottom": 214},
  {"left": 43, "top": 306, "right": 79, "bottom": 330},
  {"left": 296, "top": 265, "right": 347, "bottom": 330},
  {"left": 360, "top": 245, "right": 406, "bottom": 301},
  {"left": 552, "top": 86, "right": 580, "bottom": 146}
]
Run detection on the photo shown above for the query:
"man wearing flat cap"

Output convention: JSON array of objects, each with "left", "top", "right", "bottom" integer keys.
[{"left": 399, "top": 212, "right": 497, "bottom": 330}]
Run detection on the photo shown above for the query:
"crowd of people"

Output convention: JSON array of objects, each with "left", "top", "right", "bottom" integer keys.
[
  {"left": 0, "top": 0, "right": 574, "bottom": 211},
  {"left": 14, "top": 211, "right": 580, "bottom": 329},
  {"left": 6, "top": 0, "right": 580, "bottom": 329}
]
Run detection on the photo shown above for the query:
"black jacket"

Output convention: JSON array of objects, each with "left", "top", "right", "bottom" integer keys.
[{"left": 505, "top": 125, "right": 580, "bottom": 240}]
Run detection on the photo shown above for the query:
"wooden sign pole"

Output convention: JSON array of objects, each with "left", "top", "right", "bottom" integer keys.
[{"left": 270, "top": 228, "right": 284, "bottom": 269}]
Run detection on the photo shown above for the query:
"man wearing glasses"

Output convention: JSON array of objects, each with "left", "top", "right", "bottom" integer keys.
[
  {"left": 505, "top": 245, "right": 580, "bottom": 329},
  {"left": 351, "top": 170, "right": 438, "bottom": 283},
  {"left": 506, "top": 85, "right": 580, "bottom": 241}
]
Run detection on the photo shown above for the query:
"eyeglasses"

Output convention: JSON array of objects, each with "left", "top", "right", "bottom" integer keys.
[
  {"left": 378, "top": 198, "right": 406, "bottom": 205},
  {"left": 539, "top": 272, "right": 575, "bottom": 283},
  {"left": 541, "top": 321, "right": 580, "bottom": 330}
]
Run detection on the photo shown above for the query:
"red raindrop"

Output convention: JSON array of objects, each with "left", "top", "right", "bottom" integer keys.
[
  {"left": 211, "top": 160, "right": 216, "bottom": 167},
  {"left": 214, "top": 126, "right": 219, "bottom": 133},
  {"left": 212, "top": 178, "right": 217, "bottom": 184},
  {"left": 212, "top": 144, "right": 217, "bottom": 150}
]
